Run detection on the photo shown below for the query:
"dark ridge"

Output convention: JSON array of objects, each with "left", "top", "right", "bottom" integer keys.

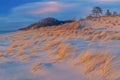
[{"left": 19, "top": 17, "right": 74, "bottom": 30}]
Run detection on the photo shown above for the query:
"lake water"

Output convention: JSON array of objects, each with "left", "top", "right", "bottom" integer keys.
[{"left": 0, "top": 30, "right": 16, "bottom": 35}]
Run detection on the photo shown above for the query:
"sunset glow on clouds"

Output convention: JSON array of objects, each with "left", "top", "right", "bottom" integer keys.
[
  {"left": 97, "top": 0, "right": 120, "bottom": 2},
  {"left": 11, "top": 1, "right": 75, "bottom": 15},
  {"left": 29, "top": 2, "right": 75, "bottom": 15}
]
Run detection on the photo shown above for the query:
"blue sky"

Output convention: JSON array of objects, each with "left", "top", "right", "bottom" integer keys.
[{"left": 0, "top": 0, "right": 120, "bottom": 31}]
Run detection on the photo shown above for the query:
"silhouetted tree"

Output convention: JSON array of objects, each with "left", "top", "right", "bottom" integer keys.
[
  {"left": 105, "top": 9, "right": 112, "bottom": 16},
  {"left": 92, "top": 6, "right": 102, "bottom": 17}
]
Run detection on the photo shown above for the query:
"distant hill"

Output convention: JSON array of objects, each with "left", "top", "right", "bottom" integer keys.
[{"left": 19, "top": 17, "right": 74, "bottom": 30}]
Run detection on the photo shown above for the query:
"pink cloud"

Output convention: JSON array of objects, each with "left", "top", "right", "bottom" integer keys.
[
  {"left": 96, "top": 0, "right": 120, "bottom": 2},
  {"left": 29, "top": 2, "right": 75, "bottom": 15}
]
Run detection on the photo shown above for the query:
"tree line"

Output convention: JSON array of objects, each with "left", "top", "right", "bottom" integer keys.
[{"left": 88, "top": 6, "right": 118, "bottom": 18}]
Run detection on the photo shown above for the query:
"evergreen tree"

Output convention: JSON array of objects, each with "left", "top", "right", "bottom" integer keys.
[
  {"left": 105, "top": 9, "right": 112, "bottom": 16},
  {"left": 92, "top": 6, "right": 102, "bottom": 17}
]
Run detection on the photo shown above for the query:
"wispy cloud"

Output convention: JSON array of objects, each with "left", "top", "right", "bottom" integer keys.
[
  {"left": 29, "top": 1, "right": 75, "bottom": 15},
  {"left": 96, "top": 0, "right": 120, "bottom": 2},
  {"left": 11, "top": 1, "right": 75, "bottom": 15},
  {"left": 0, "top": 1, "right": 75, "bottom": 23}
]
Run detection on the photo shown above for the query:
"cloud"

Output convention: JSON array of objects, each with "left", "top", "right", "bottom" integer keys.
[
  {"left": 96, "top": 0, "right": 120, "bottom": 2},
  {"left": 11, "top": 1, "right": 75, "bottom": 15},
  {"left": 29, "top": 1, "right": 75, "bottom": 15},
  {"left": 0, "top": 1, "right": 75, "bottom": 23}
]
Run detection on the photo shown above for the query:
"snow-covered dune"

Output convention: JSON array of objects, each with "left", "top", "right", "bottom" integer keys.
[
  {"left": 82, "top": 15, "right": 120, "bottom": 31},
  {"left": 0, "top": 20, "right": 120, "bottom": 80}
]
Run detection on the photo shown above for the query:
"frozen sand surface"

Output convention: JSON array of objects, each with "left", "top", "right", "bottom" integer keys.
[{"left": 0, "top": 22, "right": 120, "bottom": 80}]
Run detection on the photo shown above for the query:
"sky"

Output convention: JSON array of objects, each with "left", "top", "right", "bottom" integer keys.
[{"left": 0, "top": 0, "right": 120, "bottom": 31}]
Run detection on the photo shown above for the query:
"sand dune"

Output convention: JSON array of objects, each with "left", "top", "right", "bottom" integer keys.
[{"left": 0, "top": 17, "right": 120, "bottom": 80}]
